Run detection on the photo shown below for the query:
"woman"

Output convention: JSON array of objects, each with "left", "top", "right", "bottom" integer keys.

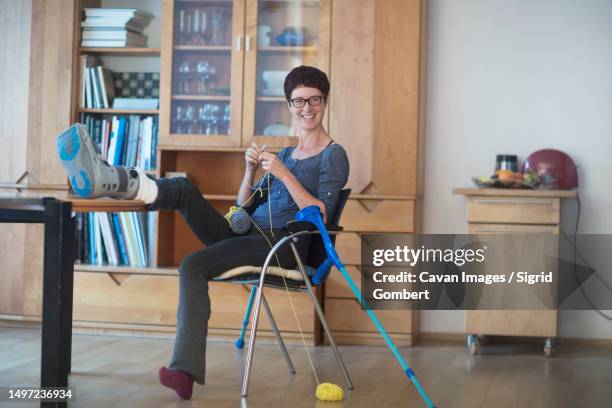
[{"left": 56, "top": 65, "right": 349, "bottom": 399}]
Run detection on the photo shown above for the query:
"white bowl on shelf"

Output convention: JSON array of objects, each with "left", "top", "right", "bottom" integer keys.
[
  {"left": 261, "top": 88, "right": 285, "bottom": 97},
  {"left": 263, "top": 122, "right": 291, "bottom": 136},
  {"left": 262, "top": 70, "right": 288, "bottom": 82}
]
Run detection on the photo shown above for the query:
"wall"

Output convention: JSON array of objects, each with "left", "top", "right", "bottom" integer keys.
[
  {"left": 422, "top": 0, "right": 612, "bottom": 339},
  {"left": 0, "top": 0, "right": 31, "bottom": 183}
]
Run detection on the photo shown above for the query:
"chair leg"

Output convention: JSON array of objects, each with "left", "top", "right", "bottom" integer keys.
[
  {"left": 242, "top": 249, "right": 279, "bottom": 397},
  {"left": 242, "top": 280, "right": 263, "bottom": 397},
  {"left": 290, "top": 241, "right": 355, "bottom": 390},
  {"left": 261, "top": 293, "right": 296, "bottom": 374}
]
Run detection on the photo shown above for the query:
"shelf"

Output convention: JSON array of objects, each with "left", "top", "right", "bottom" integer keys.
[
  {"left": 80, "top": 47, "right": 161, "bottom": 56},
  {"left": 256, "top": 96, "right": 286, "bottom": 102},
  {"left": 259, "top": 46, "right": 317, "bottom": 52},
  {"left": 351, "top": 194, "right": 417, "bottom": 201},
  {"left": 74, "top": 263, "right": 178, "bottom": 276},
  {"left": 176, "top": 0, "right": 233, "bottom": 3},
  {"left": 173, "top": 45, "right": 232, "bottom": 52},
  {"left": 158, "top": 144, "right": 284, "bottom": 153},
  {"left": 254, "top": 134, "right": 297, "bottom": 138},
  {"left": 260, "top": 0, "right": 320, "bottom": 3},
  {"left": 0, "top": 183, "right": 69, "bottom": 191},
  {"left": 79, "top": 108, "right": 159, "bottom": 115},
  {"left": 173, "top": 95, "right": 230, "bottom": 101},
  {"left": 67, "top": 196, "right": 147, "bottom": 213},
  {"left": 453, "top": 188, "right": 577, "bottom": 198}
]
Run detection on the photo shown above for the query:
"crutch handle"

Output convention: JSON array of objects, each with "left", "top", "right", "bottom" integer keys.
[{"left": 295, "top": 205, "right": 345, "bottom": 284}]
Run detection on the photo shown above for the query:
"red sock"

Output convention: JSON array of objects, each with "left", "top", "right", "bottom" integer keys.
[{"left": 159, "top": 366, "right": 194, "bottom": 399}]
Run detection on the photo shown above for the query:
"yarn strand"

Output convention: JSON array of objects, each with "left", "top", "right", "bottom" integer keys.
[{"left": 227, "top": 166, "right": 342, "bottom": 401}]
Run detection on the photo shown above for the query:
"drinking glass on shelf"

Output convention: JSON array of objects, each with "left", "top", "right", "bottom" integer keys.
[
  {"left": 209, "top": 104, "right": 220, "bottom": 134},
  {"left": 207, "top": 64, "right": 216, "bottom": 92},
  {"left": 184, "top": 105, "right": 195, "bottom": 134},
  {"left": 178, "top": 60, "right": 193, "bottom": 94},
  {"left": 210, "top": 9, "right": 224, "bottom": 45},
  {"left": 174, "top": 105, "right": 185, "bottom": 134},
  {"left": 196, "top": 61, "right": 210, "bottom": 94},
  {"left": 222, "top": 104, "right": 231, "bottom": 135},
  {"left": 200, "top": 10, "right": 209, "bottom": 44},
  {"left": 197, "top": 105, "right": 207, "bottom": 134},
  {"left": 186, "top": 10, "right": 193, "bottom": 44},
  {"left": 192, "top": 9, "right": 200, "bottom": 44},
  {"left": 178, "top": 9, "right": 186, "bottom": 44}
]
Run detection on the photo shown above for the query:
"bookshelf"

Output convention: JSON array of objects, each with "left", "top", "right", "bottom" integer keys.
[
  {"left": 78, "top": 108, "right": 159, "bottom": 114},
  {"left": 71, "top": 1, "right": 162, "bottom": 276},
  {"left": 59, "top": 0, "right": 426, "bottom": 347},
  {"left": 80, "top": 47, "right": 161, "bottom": 55}
]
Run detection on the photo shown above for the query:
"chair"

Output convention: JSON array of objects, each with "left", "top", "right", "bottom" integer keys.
[{"left": 212, "top": 189, "right": 353, "bottom": 397}]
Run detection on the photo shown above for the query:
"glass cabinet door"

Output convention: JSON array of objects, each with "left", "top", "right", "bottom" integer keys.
[
  {"left": 242, "top": 0, "right": 331, "bottom": 148},
  {"left": 160, "top": 0, "right": 245, "bottom": 148}
]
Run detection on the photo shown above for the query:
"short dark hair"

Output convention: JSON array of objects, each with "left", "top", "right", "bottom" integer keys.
[{"left": 284, "top": 65, "right": 330, "bottom": 102}]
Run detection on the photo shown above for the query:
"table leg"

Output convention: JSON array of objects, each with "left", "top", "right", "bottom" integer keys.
[{"left": 41, "top": 199, "right": 74, "bottom": 408}]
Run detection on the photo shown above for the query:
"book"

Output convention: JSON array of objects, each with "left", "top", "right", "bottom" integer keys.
[
  {"left": 122, "top": 212, "right": 142, "bottom": 267},
  {"left": 82, "top": 213, "right": 90, "bottom": 263},
  {"left": 131, "top": 212, "right": 147, "bottom": 267},
  {"left": 113, "top": 117, "right": 127, "bottom": 166},
  {"left": 81, "top": 20, "right": 145, "bottom": 33},
  {"left": 80, "top": 55, "right": 100, "bottom": 108},
  {"left": 82, "top": 30, "right": 147, "bottom": 43},
  {"left": 139, "top": 117, "right": 152, "bottom": 169},
  {"left": 89, "top": 67, "right": 100, "bottom": 108},
  {"left": 147, "top": 212, "right": 157, "bottom": 267},
  {"left": 84, "top": 8, "right": 154, "bottom": 22},
  {"left": 97, "top": 66, "right": 115, "bottom": 108},
  {"left": 75, "top": 213, "right": 83, "bottom": 264},
  {"left": 111, "top": 213, "right": 129, "bottom": 265},
  {"left": 82, "top": 38, "right": 147, "bottom": 48},
  {"left": 126, "top": 115, "right": 141, "bottom": 167},
  {"left": 84, "top": 68, "right": 92, "bottom": 108},
  {"left": 112, "top": 98, "right": 158, "bottom": 109},
  {"left": 92, "top": 212, "right": 103, "bottom": 265},
  {"left": 118, "top": 212, "right": 137, "bottom": 266},
  {"left": 97, "top": 212, "right": 119, "bottom": 265}
]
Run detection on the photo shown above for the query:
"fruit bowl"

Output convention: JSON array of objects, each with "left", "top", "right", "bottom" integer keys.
[{"left": 472, "top": 171, "right": 540, "bottom": 189}]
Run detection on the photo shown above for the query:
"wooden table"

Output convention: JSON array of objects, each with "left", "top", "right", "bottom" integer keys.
[
  {"left": 0, "top": 193, "right": 144, "bottom": 407},
  {"left": 453, "top": 188, "right": 578, "bottom": 357}
]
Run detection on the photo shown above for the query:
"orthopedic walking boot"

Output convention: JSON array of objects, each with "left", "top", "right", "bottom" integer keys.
[{"left": 56, "top": 123, "right": 139, "bottom": 199}]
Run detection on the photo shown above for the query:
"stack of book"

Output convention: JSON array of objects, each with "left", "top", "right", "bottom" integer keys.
[
  {"left": 81, "top": 114, "right": 158, "bottom": 171},
  {"left": 80, "top": 56, "right": 115, "bottom": 109},
  {"left": 75, "top": 211, "right": 157, "bottom": 267},
  {"left": 81, "top": 8, "right": 153, "bottom": 48}
]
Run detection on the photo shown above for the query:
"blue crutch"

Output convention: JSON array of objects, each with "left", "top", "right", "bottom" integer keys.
[
  {"left": 295, "top": 206, "right": 437, "bottom": 408},
  {"left": 235, "top": 285, "right": 257, "bottom": 349}
]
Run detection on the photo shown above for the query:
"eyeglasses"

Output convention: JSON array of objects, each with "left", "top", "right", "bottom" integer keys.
[{"left": 289, "top": 95, "right": 325, "bottom": 108}]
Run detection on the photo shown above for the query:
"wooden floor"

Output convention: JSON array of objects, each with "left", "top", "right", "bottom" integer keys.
[{"left": 1, "top": 327, "right": 612, "bottom": 407}]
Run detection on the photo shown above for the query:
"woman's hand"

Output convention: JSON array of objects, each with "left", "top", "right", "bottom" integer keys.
[
  {"left": 260, "top": 152, "right": 290, "bottom": 180},
  {"left": 244, "top": 142, "right": 263, "bottom": 172}
]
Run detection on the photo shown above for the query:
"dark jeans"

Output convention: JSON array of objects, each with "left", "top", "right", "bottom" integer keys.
[{"left": 147, "top": 177, "right": 310, "bottom": 384}]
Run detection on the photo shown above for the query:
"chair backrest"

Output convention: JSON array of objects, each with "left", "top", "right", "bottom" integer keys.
[{"left": 305, "top": 188, "right": 351, "bottom": 271}]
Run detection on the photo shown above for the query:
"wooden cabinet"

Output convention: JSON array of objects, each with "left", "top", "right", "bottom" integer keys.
[
  {"left": 454, "top": 188, "right": 577, "bottom": 356},
  {"left": 1, "top": 0, "right": 426, "bottom": 348},
  {"left": 159, "top": 0, "right": 331, "bottom": 149}
]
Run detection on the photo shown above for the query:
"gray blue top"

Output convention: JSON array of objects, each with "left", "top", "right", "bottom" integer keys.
[{"left": 246, "top": 143, "right": 349, "bottom": 229}]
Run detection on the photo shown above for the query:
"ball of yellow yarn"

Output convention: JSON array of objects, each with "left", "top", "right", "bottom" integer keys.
[{"left": 316, "top": 382, "right": 344, "bottom": 402}]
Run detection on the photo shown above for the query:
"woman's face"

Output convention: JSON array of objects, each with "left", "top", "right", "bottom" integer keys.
[{"left": 288, "top": 86, "right": 327, "bottom": 133}]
